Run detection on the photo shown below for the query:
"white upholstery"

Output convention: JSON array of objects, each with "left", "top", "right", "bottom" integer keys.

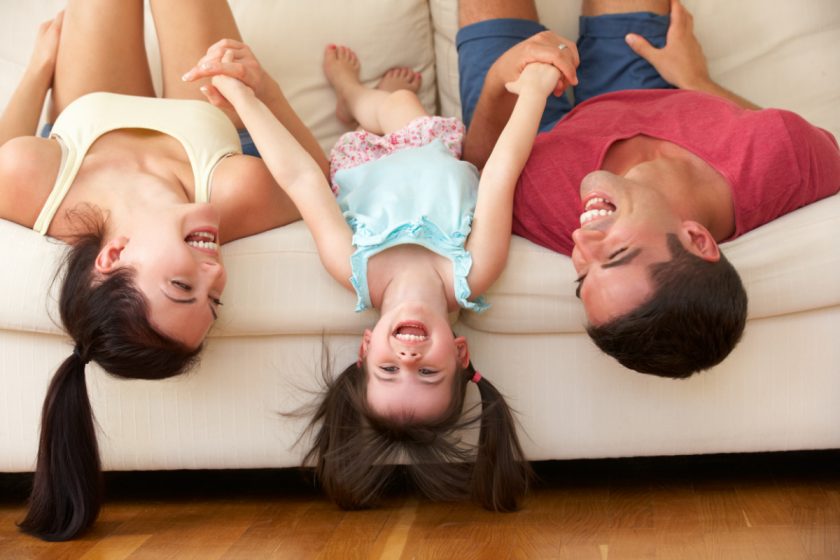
[{"left": 1, "top": 0, "right": 838, "bottom": 472}]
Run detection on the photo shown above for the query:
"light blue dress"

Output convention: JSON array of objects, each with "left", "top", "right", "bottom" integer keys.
[{"left": 334, "top": 139, "right": 488, "bottom": 313}]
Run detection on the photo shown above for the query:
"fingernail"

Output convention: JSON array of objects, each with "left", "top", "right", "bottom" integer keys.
[
  {"left": 200, "top": 62, "right": 211, "bottom": 70},
  {"left": 200, "top": 86, "right": 208, "bottom": 94},
  {"left": 181, "top": 72, "right": 190, "bottom": 81},
  {"left": 625, "top": 33, "right": 636, "bottom": 44}
]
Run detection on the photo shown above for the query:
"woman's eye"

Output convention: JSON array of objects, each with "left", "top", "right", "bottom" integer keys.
[{"left": 171, "top": 280, "right": 192, "bottom": 291}]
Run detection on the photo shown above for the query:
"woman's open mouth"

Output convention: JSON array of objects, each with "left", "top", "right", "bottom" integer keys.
[{"left": 185, "top": 228, "right": 220, "bottom": 255}]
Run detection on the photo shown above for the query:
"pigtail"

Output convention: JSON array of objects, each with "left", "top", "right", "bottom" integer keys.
[
  {"left": 468, "top": 364, "right": 531, "bottom": 512},
  {"left": 18, "top": 352, "right": 102, "bottom": 541},
  {"left": 304, "top": 361, "right": 395, "bottom": 509}
]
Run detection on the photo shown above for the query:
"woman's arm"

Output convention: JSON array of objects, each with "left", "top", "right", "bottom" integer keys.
[
  {"left": 465, "top": 62, "right": 560, "bottom": 297},
  {"left": 208, "top": 70, "right": 354, "bottom": 289},
  {"left": 0, "top": 13, "right": 63, "bottom": 146}
]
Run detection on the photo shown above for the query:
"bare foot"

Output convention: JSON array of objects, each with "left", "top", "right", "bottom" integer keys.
[
  {"left": 375, "top": 67, "right": 422, "bottom": 94},
  {"left": 323, "top": 44, "right": 362, "bottom": 125}
]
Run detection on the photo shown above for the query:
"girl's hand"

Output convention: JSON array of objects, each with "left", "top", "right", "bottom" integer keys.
[
  {"left": 182, "top": 39, "right": 273, "bottom": 101},
  {"left": 505, "top": 62, "right": 562, "bottom": 98},
  {"left": 28, "top": 11, "right": 64, "bottom": 81},
  {"left": 489, "top": 30, "right": 579, "bottom": 97},
  {"left": 198, "top": 50, "right": 256, "bottom": 111}
]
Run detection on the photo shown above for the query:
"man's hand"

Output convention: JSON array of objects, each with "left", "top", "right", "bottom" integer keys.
[
  {"left": 624, "top": 0, "right": 711, "bottom": 91},
  {"left": 489, "top": 30, "right": 579, "bottom": 97}
]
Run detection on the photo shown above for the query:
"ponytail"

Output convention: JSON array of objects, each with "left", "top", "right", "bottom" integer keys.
[
  {"left": 304, "top": 352, "right": 530, "bottom": 511},
  {"left": 19, "top": 352, "right": 101, "bottom": 541},
  {"left": 18, "top": 223, "right": 201, "bottom": 541}
]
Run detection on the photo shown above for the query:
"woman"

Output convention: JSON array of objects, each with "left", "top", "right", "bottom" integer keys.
[{"left": 0, "top": 0, "right": 325, "bottom": 541}]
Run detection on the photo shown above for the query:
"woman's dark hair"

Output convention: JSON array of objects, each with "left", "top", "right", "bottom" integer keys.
[
  {"left": 303, "top": 354, "right": 531, "bottom": 512},
  {"left": 18, "top": 224, "right": 201, "bottom": 541},
  {"left": 587, "top": 233, "right": 748, "bottom": 379}
]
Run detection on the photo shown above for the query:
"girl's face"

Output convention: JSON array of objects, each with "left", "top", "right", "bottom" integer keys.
[
  {"left": 362, "top": 302, "right": 469, "bottom": 423},
  {"left": 96, "top": 203, "right": 227, "bottom": 349}
]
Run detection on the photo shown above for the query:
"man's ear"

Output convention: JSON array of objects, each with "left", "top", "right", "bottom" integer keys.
[
  {"left": 679, "top": 221, "right": 720, "bottom": 262},
  {"left": 454, "top": 336, "right": 470, "bottom": 369},
  {"left": 94, "top": 236, "right": 129, "bottom": 274}
]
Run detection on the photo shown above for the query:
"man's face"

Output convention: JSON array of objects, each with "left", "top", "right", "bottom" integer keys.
[{"left": 571, "top": 170, "right": 681, "bottom": 325}]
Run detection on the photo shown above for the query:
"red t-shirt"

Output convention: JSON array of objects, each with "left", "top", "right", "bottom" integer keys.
[{"left": 512, "top": 89, "right": 840, "bottom": 256}]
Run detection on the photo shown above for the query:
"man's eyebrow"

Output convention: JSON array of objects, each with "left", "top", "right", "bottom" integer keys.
[{"left": 574, "top": 248, "right": 644, "bottom": 299}]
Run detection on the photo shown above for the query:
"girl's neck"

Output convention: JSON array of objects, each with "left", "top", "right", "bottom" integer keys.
[{"left": 372, "top": 249, "right": 452, "bottom": 316}]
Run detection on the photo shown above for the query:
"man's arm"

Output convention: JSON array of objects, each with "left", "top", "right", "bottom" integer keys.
[
  {"left": 625, "top": 0, "right": 760, "bottom": 110},
  {"left": 463, "top": 31, "right": 579, "bottom": 169},
  {"left": 0, "top": 13, "right": 63, "bottom": 146}
]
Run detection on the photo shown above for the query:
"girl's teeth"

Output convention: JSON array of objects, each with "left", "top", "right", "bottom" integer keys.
[{"left": 395, "top": 333, "right": 427, "bottom": 342}]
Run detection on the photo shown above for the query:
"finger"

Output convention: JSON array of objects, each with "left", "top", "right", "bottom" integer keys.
[
  {"left": 183, "top": 60, "right": 246, "bottom": 82},
  {"left": 625, "top": 33, "right": 659, "bottom": 63},
  {"left": 200, "top": 84, "right": 228, "bottom": 108},
  {"left": 222, "top": 49, "right": 235, "bottom": 64}
]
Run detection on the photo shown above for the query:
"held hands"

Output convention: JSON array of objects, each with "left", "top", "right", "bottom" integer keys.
[
  {"left": 505, "top": 62, "right": 562, "bottom": 98},
  {"left": 182, "top": 38, "right": 272, "bottom": 102},
  {"left": 625, "top": 0, "right": 712, "bottom": 91},
  {"left": 490, "top": 30, "right": 579, "bottom": 97}
]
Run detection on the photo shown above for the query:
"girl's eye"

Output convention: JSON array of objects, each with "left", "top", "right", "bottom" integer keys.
[
  {"left": 172, "top": 280, "right": 192, "bottom": 291},
  {"left": 380, "top": 366, "right": 398, "bottom": 373},
  {"left": 419, "top": 368, "right": 438, "bottom": 376}
]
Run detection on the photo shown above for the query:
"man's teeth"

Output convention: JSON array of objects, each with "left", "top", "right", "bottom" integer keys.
[
  {"left": 395, "top": 333, "right": 427, "bottom": 342},
  {"left": 580, "top": 197, "right": 615, "bottom": 225},
  {"left": 585, "top": 197, "right": 610, "bottom": 211},
  {"left": 579, "top": 208, "right": 614, "bottom": 225}
]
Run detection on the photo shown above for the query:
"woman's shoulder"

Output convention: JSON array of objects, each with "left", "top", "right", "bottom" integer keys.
[{"left": 0, "top": 136, "right": 61, "bottom": 227}]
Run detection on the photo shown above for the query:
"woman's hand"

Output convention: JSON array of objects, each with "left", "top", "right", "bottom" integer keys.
[
  {"left": 182, "top": 38, "right": 275, "bottom": 102},
  {"left": 27, "top": 11, "right": 64, "bottom": 82}
]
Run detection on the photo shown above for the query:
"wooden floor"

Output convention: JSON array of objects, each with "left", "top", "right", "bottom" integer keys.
[{"left": 1, "top": 451, "right": 839, "bottom": 559}]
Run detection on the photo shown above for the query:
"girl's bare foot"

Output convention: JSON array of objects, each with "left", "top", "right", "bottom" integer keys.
[
  {"left": 323, "top": 45, "right": 362, "bottom": 125},
  {"left": 375, "top": 67, "right": 422, "bottom": 94}
]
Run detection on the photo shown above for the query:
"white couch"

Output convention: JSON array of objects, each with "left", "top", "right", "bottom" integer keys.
[{"left": 1, "top": 0, "right": 839, "bottom": 473}]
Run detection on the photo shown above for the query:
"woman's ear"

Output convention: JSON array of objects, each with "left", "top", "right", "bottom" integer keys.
[
  {"left": 679, "top": 221, "right": 720, "bottom": 262},
  {"left": 94, "top": 236, "right": 129, "bottom": 274},
  {"left": 454, "top": 336, "right": 470, "bottom": 368}
]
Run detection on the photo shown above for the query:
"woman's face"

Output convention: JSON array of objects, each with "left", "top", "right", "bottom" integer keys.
[
  {"left": 97, "top": 203, "right": 227, "bottom": 349},
  {"left": 362, "top": 302, "right": 470, "bottom": 423}
]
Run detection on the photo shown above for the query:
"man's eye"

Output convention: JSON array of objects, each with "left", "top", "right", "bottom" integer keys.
[{"left": 608, "top": 247, "right": 628, "bottom": 261}]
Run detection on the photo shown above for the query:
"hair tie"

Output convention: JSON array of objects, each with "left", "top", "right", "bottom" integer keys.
[
  {"left": 471, "top": 371, "right": 482, "bottom": 384},
  {"left": 73, "top": 344, "right": 91, "bottom": 366}
]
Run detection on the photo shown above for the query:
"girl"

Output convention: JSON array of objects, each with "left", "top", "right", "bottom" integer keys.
[
  {"left": 203, "top": 45, "right": 563, "bottom": 510},
  {"left": 2, "top": 0, "right": 325, "bottom": 541}
]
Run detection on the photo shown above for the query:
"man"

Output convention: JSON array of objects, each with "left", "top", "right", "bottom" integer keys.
[{"left": 458, "top": 0, "right": 840, "bottom": 377}]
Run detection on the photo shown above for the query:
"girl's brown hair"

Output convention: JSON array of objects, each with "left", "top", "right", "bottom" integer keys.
[{"left": 303, "top": 356, "right": 531, "bottom": 511}]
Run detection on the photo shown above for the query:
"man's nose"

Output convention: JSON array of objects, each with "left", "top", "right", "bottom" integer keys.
[{"left": 571, "top": 228, "right": 604, "bottom": 262}]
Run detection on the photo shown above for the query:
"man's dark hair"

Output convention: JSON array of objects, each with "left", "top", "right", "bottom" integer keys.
[{"left": 587, "top": 233, "right": 747, "bottom": 378}]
